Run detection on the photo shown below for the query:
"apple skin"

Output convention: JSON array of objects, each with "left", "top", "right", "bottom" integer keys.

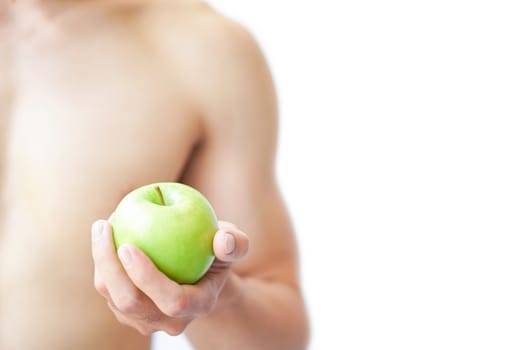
[{"left": 109, "top": 182, "right": 218, "bottom": 284}]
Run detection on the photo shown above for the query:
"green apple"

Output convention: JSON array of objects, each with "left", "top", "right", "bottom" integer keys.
[{"left": 109, "top": 182, "right": 218, "bottom": 284}]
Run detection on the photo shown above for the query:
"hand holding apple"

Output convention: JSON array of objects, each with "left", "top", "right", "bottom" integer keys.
[{"left": 90, "top": 183, "right": 250, "bottom": 336}]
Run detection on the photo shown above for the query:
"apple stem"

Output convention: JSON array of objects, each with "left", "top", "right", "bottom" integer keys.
[{"left": 154, "top": 185, "right": 166, "bottom": 206}]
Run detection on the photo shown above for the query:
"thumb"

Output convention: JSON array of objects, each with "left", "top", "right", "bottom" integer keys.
[{"left": 213, "top": 224, "right": 250, "bottom": 262}]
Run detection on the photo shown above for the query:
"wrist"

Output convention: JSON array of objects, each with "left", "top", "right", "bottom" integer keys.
[{"left": 213, "top": 270, "right": 245, "bottom": 314}]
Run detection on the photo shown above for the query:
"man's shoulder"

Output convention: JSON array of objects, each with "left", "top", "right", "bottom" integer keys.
[
  {"left": 143, "top": 2, "right": 262, "bottom": 72},
  {"left": 140, "top": 2, "right": 274, "bottom": 131}
]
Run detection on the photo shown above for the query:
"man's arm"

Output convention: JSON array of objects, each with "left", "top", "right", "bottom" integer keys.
[
  {"left": 180, "top": 17, "right": 309, "bottom": 349},
  {"left": 90, "top": 10, "right": 309, "bottom": 350}
]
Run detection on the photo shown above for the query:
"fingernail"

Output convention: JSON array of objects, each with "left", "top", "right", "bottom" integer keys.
[
  {"left": 92, "top": 221, "right": 105, "bottom": 242},
  {"left": 224, "top": 233, "right": 235, "bottom": 255},
  {"left": 118, "top": 246, "right": 133, "bottom": 268}
]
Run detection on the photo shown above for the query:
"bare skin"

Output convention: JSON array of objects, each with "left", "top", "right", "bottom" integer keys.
[{"left": 0, "top": 1, "right": 308, "bottom": 350}]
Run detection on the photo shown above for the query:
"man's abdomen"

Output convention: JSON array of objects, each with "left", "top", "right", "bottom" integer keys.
[{"left": 0, "top": 181, "right": 152, "bottom": 349}]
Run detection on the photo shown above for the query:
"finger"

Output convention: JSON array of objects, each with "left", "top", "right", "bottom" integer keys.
[
  {"left": 91, "top": 220, "right": 143, "bottom": 313},
  {"left": 93, "top": 267, "right": 110, "bottom": 300},
  {"left": 107, "top": 301, "right": 134, "bottom": 327},
  {"left": 181, "top": 263, "right": 231, "bottom": 316},
  {"left": 118, "top": 244, "right": 214, "bottom": 317},
  {"left": 213, "top": 227, "right": 250, "bottom": 262},
  {"left": 107, "top": 301, "right": 160, "bottom": 336}
]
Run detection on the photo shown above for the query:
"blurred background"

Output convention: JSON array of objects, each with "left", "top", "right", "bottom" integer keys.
[{"left": 157, "top": 1, "right": 525, "bottom": 349}]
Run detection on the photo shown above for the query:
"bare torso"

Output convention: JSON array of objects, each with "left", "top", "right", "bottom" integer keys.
[{"left": 1, "top": 2, "right": 208, "bottom": 349}]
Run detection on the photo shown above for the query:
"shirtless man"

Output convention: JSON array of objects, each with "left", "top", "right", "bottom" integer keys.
[{"left": 0, "top": 1, "right": 309, "bottom": 349}]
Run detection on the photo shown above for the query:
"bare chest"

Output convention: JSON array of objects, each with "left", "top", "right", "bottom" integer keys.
[{"left": 6, "top": 24, "right": 200, "bottom": 227}]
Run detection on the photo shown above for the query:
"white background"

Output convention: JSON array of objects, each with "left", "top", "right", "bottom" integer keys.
[{"left": 156, "top": 1, "right": 525, "bottom": 349}]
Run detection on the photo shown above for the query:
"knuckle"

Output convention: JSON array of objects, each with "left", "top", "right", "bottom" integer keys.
[
  {"left": 95, "top": 283, "right": 109, "bottom": 297},
  {"left": 109, "top": 308, "right": 132, "bottom": 327},
  {"left": 137, "top": 326, "right": 155, "bottom": 336},
  {"left": 116, "top": 291, "right": 142, "bottom": 313},
  {"left": 166, "top": 324, "right": 186, "bottom": 337},
  {"left": 113, "top": 312, "right": 128, "bottom": 325},
  {"left": 164, "top": 295, "right": 187, "bottom": 317},
  {"left": 94, "top": 277, "right": 104, "bottom": 290},
  {"left": 93, "top": 277, "right": 108, "bottom": 296}
]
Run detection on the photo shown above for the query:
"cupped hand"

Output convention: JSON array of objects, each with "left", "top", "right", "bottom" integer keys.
[{"left": 91, "top": 219, "right": 249, "bottom": 336}]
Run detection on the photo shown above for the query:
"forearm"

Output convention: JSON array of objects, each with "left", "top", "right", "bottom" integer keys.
[{"left": 185, "top": 273, "right": 309, "bottom": 350}]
